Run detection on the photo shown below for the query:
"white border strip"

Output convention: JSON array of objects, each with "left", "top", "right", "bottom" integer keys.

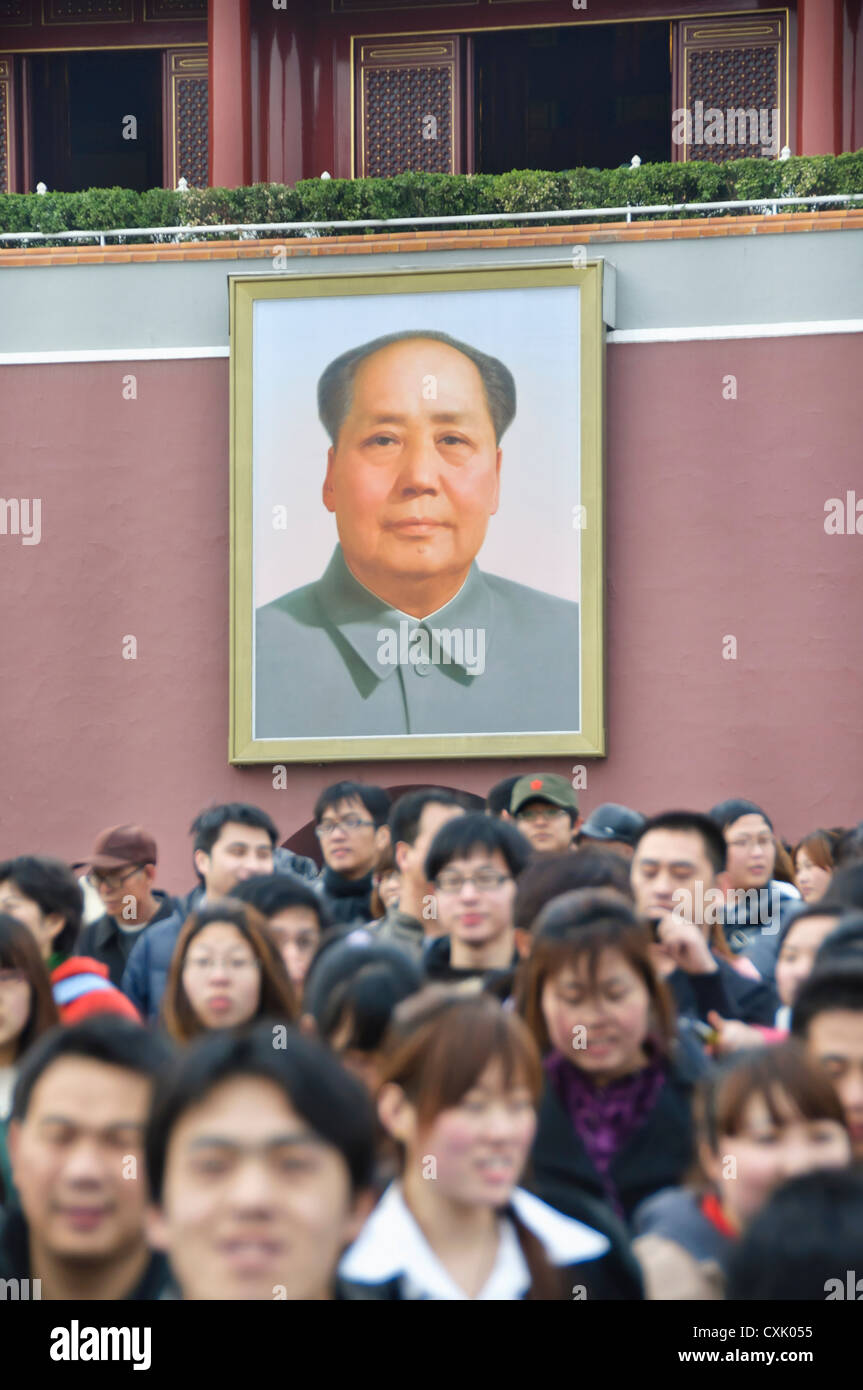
[
  {"left": 2, "top": 320, "right": 863, "bottom": 364},
  {"left": 0, "top": 346, "right": 230, "bottom": 364},
  {"left": 608, "top": 320, "right": 863, "bottom": 344}
]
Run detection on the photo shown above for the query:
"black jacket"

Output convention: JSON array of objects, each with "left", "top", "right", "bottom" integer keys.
[
  {"left": 315, "top": 867, "right": 375, "bottom": 926},
  {"left": 76, "top": 890, "right": 176, "bottom": 989},
  {"left": 422, "top": 934, "right": 519, "bottom": 996},
  {"left": 0, "top": 1204, "right": 170, "bottom": 1300},
  {"left": 530, "top": 1044, "right": 701, "bottom": 1230},
  {"left": 668, "top": 956, "right": 778, "bottom": 1027}
]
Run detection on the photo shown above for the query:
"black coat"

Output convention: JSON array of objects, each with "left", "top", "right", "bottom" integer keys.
[
  {"left": 76, "top": 890, "right": 176, "bottom": 989},
  {"left": 529, "top": 1046, "right": 700, "bottom": 1229}
]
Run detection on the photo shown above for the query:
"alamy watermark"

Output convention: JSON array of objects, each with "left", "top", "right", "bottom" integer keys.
[
  {"left": 0, "top": 498, "right": 41, "bottom": 545},
  {"left": 377, "top": 621, "right": 486, "bottom": 676},
  {"left": 671, "top": 883, "right": 781, "bottom": 934},
  {"left": 671, "top": 101, "right": 780, "bottom": 157}
]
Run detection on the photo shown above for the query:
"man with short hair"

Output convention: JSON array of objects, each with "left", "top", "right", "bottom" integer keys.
[
  {"left": 792, "top": 963, "right": 863, "bottom": 1159},
  {"left": 422, "top": 813, "right": 532, "bottom": 989},
  {"left": 122, "top": 803, "right": 279, "bottom": 1021},
  {"left": 74, "top": 826, "right": 176, "bottom": 988},
  {"left": 631, "top": 811, "right": 777, "bottom": 1026},
  {"left": 255, "top": 331, "right": 580, "bottom": 739},
  {"left": 372, "top": 788, "right": 467, "bottom": 960},
  {"left": 486, "top": 775, "right": 521, "bottom": 820},
  {"left": 577, "top": 803, "right": 645, "bottom": 861},
  {"left": 510, "top": 773, "right": 581, "bottom": 856},
  {"left": 0, "top": 856, "right": 83, "bottom": 968},
  {"left": 2, "top": 1017, "right": 172, "bottom": 1300},
  {"left": 145, "top": 1024, "right": 377, "bottom": 1300},
  {"left": 231, "top": 874, "right": 331, "bottom": 1003},
  {"left": 313, "top": 781, "right": 391, "bottom": 927}
]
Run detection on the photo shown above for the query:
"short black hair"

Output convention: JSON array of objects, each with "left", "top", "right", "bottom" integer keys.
[
  {"left": 145, "top": 1023, "right": 376, "bottom": 1202},
  {"left": 709, "top": 797, "right": 773, "bottom": 833},
  {"left": 425, "top": 812, "right": 532, "bottom": 883},
  {"left": 191, "top": 804, "right": 279, "bottom": 857},
  {"left": 725, "top": 1169, "right": 863, "bottom": 1300},
  {"left": 388, "top": 787, "right": 467, "bottom": 848},
  {"left": 486, "top": 776, "right": 522, "bottom": 818},
  {"left": 318, "top": 330, "right": 517, "bottom": 448},
  {"left": 313, "top": 782, "right": 391, "bottom": 829},
  {"left": 230, "top": 873, "right": 331, "bottom": 931},
  {"left": 11, "top": 1015, "right": 172, "bottom": 1121},
  {"left": 791, "top": 962, "right": 863, "bottom": 1038},
  {"left": 303, "top": 939, "right": 422, "bottom": 1051},
  {"left": 634, "top": 811, "right": 727, "bottom": 875},
  {"left": 0, "top": 855, "right": 84, "bottom": 958},
  {"left": 513, "top": 850, "right": 634, "bottom": 933}
]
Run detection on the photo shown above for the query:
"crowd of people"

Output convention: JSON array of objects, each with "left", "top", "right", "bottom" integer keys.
[{"left": 1, "top": 774, "right": 862, "bottom": 1300}]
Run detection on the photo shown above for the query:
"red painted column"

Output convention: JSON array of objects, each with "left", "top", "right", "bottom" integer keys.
[
  {"left": 797, "top": 0, "right": 843, "bottom": 155},
  {"left": 208, "top": 0, "right": 252, "bottom": 188}
]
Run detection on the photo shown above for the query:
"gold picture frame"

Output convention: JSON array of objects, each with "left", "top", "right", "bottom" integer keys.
[{"left": 229, "top": 261, "right": 605, "bottom": 763}]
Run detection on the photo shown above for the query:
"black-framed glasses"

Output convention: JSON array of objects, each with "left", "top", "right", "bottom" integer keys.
[
  {"left": 315, "top": 815, "right": 374, "bottom": 839},
  {"left": 88, "top": 865, "right": 145, "bottom": 893},
  {"left": 435, "top": 869, "right": 512, "bottom": 894}
]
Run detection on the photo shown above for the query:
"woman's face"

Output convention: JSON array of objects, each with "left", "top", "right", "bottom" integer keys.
[
  {"left": 181, "top": 923, "right": 262, "bottom": 1032},
  {"left": 775, "top": 914, "right": 840, "bottom": 1007},
  {"left": 707, "top": 1089, "right": 851, "bottom": 1231},
  {"left": 540, "top": 948, "right": 653, "bottom": 1083},
  {"left": 410, "top": 1058, "right": 536, "bottom": 1209},
  {"left": 723, "top": 815, "right": 776, "bottom": 891},
  {"left": 0, "top": 968, "right": 31, "bottom": 1060},
  {"left": 794, "top": 850, "right": 832, "bottom": 904},
  {"left": 376, "top": 870, "right": 401, "bottom": 912}
]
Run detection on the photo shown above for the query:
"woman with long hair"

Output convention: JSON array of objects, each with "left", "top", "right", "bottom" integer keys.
[
  {"left": 0, "top": 913, "right": 60, "bottom": 1201},
  {"left": 161, "top": 900, "right": 296, "bottom": 1045}
]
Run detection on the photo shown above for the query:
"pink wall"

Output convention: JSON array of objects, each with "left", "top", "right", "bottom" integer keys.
[{"left": 1, "top": 338, "right": 861, "bottom": 893}]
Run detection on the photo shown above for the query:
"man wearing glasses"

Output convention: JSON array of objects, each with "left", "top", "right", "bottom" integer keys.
[
  {"left": 312, "top": 782, "right": 391, "bottom": 927},
  {"left": 421, "top": 813, "right": 532, "bottom": 992},
  {"left": 75, "top": 826, "right": 176, "bottom": 988}
]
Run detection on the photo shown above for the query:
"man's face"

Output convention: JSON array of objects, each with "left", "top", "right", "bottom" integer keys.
[
  {"left": 723, "top": 814, "right": 776, "bottom": 891},
  {"left": 148, "top": 1076, "right": 369, "bottom": 1300},
  {"left": 399, "top": 801, "right": 466, "bottom": 890},
  {"left": 434, "top": 847, "right": 516, "bottom": 949},
  {"left": 266, "top": 907, "right": 321, "bottom": 993},
  {"left": 90, "top": 864, "right": 155, "bottom": 923},
  {"left": 514, "top": 799, "right": 573, "bottom": 855},
  {"left": 805, "top": 1010, "right": 863, "bottom": 1158},
  {"left": 631, "top": 829, "right": 716, "bottom": 925},
  {"left": 9, "top": 1058, "right": 152, "bottom": 1263},
  {"left": 323, "top": 339, "right": 502, "bottom": 596},
  {"left": 316, "top": 797, "right": 384, "bottom": 880},
  {"left": 0, "top": 879, "right": 65, "bottom": 962},
  {"left": 195, "top": 823, "right": 275, "bottom": 899}
]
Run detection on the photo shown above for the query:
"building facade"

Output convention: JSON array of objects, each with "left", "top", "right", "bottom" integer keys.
[{"left": 0, "top": 0, "right": 860, "bottom": 196}]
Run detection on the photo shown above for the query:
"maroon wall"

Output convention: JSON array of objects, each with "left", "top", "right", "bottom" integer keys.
[{"left": 1, "top": 336, "right": 861, "bottom": 892}]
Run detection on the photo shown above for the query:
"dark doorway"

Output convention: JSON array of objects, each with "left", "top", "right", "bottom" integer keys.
[
  {"left": 30, "top": 50, "right": 163, "bottom": 193},
  {"left": 474, "top": 23, "right": 671, "bottom": 173}
]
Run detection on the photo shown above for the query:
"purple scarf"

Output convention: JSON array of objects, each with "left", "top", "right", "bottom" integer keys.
[{"left": 545, "top": 1049, "right": 668, "bottom": 1215}]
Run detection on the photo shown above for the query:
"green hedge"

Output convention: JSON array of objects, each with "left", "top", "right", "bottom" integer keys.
[{"left": 1, "top": 153, "right": 861, "bottom": 244}]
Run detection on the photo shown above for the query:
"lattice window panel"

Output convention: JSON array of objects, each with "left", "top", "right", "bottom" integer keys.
[
  {"left": 164, "top": 47, "right": 207, "bottom": 188},
  {"left": 675, "top": 15, "right": 786, "bottom": 164},
  {"left": 357, "top": 37, "right": 462, "bottom": 178},
  {"left": 365, "top": 65, "right": 453, "bottom": 177}
]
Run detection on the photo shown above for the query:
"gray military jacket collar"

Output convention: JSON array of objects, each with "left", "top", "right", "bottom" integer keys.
[{"left": 317, "top": 544, "right": 491, "bottom": 686}]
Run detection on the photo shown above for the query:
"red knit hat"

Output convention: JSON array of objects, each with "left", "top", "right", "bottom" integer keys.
[{"left": 51, "top": 957, "right": 143, "bottom": 1026}]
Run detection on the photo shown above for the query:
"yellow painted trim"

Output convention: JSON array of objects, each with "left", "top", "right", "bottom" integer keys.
[{"left": 229, "top": 262, "right": 606, "bottom": 764}]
